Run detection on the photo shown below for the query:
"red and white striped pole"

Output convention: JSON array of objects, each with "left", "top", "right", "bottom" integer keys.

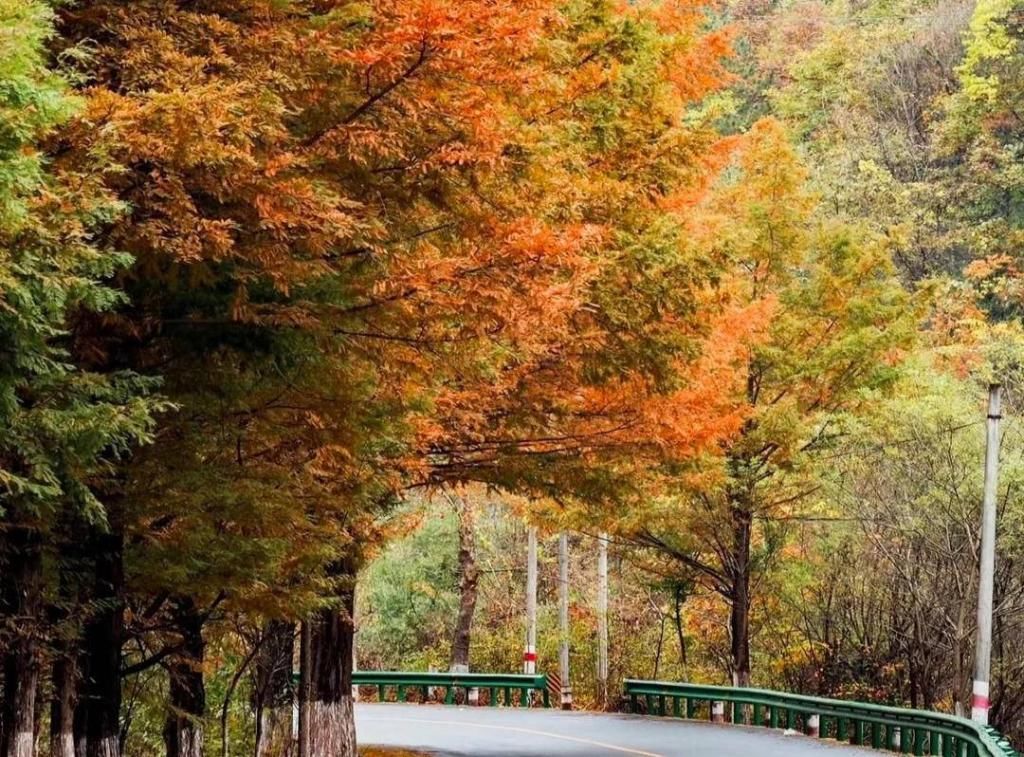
[
  {"left": 524, "top": 526, "right": 538, "bottom": 675},
  {"left": 711, "top": 701, "right": 725, "bottom": 724},
  {"left": 806, "top": 714, "right": 820, "bottom": 738},
  {"left": 523, "top": 647, "right": 537, "bottom": 674},
  {"left": 972, "top": 384, "right": 1002, "bottom": 724}
]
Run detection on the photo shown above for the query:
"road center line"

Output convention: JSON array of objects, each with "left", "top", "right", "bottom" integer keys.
[{"left": 360, "top": 716, "right": 665, "bottom": 757}]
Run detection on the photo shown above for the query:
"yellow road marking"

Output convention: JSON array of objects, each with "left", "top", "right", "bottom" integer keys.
[{"left": 360, "top": 715, "right": 665, "bottom": 757}]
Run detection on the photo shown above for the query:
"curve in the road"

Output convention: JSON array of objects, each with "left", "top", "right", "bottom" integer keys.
[{"left": 356, "top": 702, "right": 880, "bottom": 757}]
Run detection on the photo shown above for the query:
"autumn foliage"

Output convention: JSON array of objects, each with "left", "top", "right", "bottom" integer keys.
[
  {"left": 52, "top": 0, "right": 762, "bottom": 509},
  {"left": 0, "top": 0, "right": 927, "bottom": 755}
]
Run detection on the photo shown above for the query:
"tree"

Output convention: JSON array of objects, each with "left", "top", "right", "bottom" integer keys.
[
  {"left": 50, "top": 0, "right": 577, "bottom": 752},
  {"left": 252, "top": 621, "right": 297, "bottom": 757},
  {"left": 413, "top": 0, "right": 751, "bottom": 500},
  {"left": 47, "top": 0, "right": 761, "bottom": 751},
  {"left": 939, "top": 0, "right": 1024, "bottom": 320},
  {"left": 633, "top": 119, "right": 917, "bottom": 686},
  {"left": 0, "top": 3, "right": 159, "bottom": 756},
  {"left": 36, "top": 0, "right": 869, "bottom": 753},
  {"left": 764, "top": 0, "right": 975, "bottom": 282}
]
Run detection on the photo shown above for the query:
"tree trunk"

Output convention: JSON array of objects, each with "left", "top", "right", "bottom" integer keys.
[
  {"left": 50, "top": 656, "right": 77, "bottom": 757},
  {"left": 729, "top": 504, "right": 752, "bottom": 688},
  {"left": 296, "top": 623, "right": 311, "bottom": 757},
  {"left": 653, "top": 615, "right": 665, "bottom": 680},
  {"left": 0, "top": 665, "right": 5, "bottom": 757},
  {"left": 1, "top": 527, "right": 42, "bottom": 757},
  {"left": 306, "top": 570, "right": 355, "bottom": 757},
  {"left": 673, "top": 585, "right": 688, "bottom": 680},
  {"left": 49, "top": 552, "right": 81, "bottom": 757},
  {"left": 450, "top": 498, "right": 478, "bottom": 671},
  {"left": 72, "top": 704, "right": 85, "bottom": 757},
  {"left": 0, "top": 665, "right": 6, "bottom": 757},
  {"left": 253, "top": 621, "right": 294, "bottom": 757},
  {"left": 163, "top": 599, "right": 206, "bottom": 757},
  {"left": 82, "top": 527, "right": 123, "bottom": 757}
]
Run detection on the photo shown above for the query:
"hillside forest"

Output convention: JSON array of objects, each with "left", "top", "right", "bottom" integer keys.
[{"left": 1, "top": 1, "right": 1024, "bottom": 756}]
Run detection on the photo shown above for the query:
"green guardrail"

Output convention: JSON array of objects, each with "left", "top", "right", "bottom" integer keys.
[
  {"left": 624, "top": 680, "right": 1017, "bottom": 757},
  {"left": 352, "top": 671, "right": 550, "bottom": 708}
]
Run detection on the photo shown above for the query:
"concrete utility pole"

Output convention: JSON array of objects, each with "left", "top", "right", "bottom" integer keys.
[
  {"left": 558, "top": 532, "right": 572, "bottom": 709},
  {"left": 596, "top": 533, "right": 609, "bottom": 707},
  {"left": 973, "top": 383, "right": 1003, "bottom": 724},
  {"left": 524, "top": 526, "right": 538, "bottom": 675},
  {"left": 352, "top": 590, "right": 359, "bottom": 702}
]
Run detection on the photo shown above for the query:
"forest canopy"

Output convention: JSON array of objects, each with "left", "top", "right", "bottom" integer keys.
[{"left": 1, "top": 0, "right": 1023, "bottom": 756}]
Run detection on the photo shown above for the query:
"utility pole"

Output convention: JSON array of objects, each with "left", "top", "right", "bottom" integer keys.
[
  {"left": 524, "top": 526, "right": 538, "bottom": 675},
  {"left": 596, "top": 533, "right": 609, "bottom": 708},
  {"left": 973, "top": 383, "right": 1003, "bottom": 724},
  {"left": 352, "top": 588, "right": 359, "bottom": 702},
  {"left": 558, "top": 532, "right": 572, "bottom": 709}
]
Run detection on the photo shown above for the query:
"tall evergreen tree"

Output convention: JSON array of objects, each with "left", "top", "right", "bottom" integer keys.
[{"left": 0, "top": 2, "right": 159, "bottom": 756}]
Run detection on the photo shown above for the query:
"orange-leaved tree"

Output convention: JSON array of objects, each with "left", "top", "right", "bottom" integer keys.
[
  {"left": 51, "top": 0, "right": 761, "bottom": 754},
  {"left": 416, "top": 0, "right": 755, "bottom": 498},
  {"left": 54, "top": 2, "right": 578, "bottom": 754},
  {"left": 632, "top": 119, "right": 917, "bottom": 687}
]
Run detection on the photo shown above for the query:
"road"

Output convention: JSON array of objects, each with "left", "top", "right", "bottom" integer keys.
[{"left": 356, "top": 702, "right": 879, "bottom": 757}]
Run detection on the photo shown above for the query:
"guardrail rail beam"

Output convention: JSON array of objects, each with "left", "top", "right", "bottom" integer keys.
[
  {"left": 623, "top": 680, "right": 1018, "bottom": 757},
  {"left": 340, "top": 671, "right": 551, "bottom": 709}
]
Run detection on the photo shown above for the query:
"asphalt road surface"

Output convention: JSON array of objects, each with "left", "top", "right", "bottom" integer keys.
[{"left": 356, "top": 702, "right": 880, "bottom": 757}]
